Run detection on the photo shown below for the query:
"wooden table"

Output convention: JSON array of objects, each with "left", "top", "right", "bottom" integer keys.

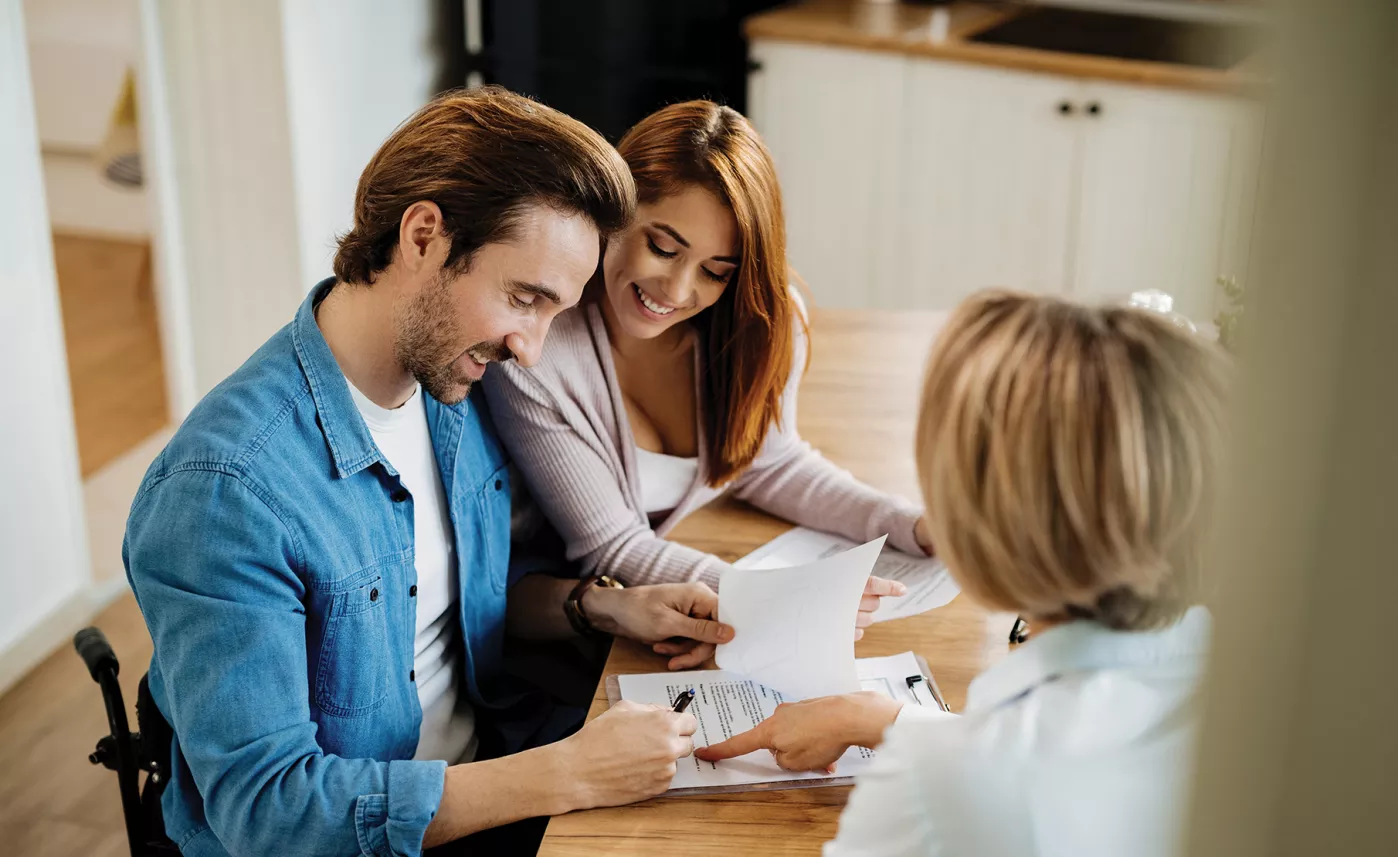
[{"left": 537, "top": 309, "right": 1016, "bottom": 856}]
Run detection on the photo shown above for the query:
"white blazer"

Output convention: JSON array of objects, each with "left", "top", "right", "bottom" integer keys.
[{"left": 826, "top": 607, "right": 1211, "bottom": 857}]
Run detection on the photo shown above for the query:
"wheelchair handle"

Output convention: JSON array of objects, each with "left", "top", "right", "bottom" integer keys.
[{"left": 75, "top": 626, "right": 120, "bottom": 682}]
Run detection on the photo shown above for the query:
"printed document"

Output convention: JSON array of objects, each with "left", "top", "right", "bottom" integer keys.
[
  {"left": 736, "top": 527, "right": 960, "bottom": 622},
  {"left": 617, "top": 652, "right": 928, "bottom": 791},
  {"left": 716, "top": 537, "right": 884, "bottom": 700}
]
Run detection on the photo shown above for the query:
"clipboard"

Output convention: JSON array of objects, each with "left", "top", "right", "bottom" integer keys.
[{"left": 603, "top": 653, "right": 944, "bottom": 796}]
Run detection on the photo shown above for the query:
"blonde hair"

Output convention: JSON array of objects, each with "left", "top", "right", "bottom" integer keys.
[{"left": 915, "top": 291, "right": 1230, "bottom": 631}]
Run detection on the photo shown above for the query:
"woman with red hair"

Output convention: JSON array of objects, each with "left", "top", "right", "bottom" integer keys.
[{"left": 484, "top": 101, "right": 933, "bottom": 666}]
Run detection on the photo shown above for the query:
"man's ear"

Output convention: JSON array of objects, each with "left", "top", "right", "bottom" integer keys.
[{"left": 398, "top": 201, "right": 446, "bottom": 275}]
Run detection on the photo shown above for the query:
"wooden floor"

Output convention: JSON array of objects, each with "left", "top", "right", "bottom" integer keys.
[
  {"left": 0, "top": 594, "right": 151, "bottom": 856},
  {"left": 53, "top": 234, "right": 169, "bottom": 477}
]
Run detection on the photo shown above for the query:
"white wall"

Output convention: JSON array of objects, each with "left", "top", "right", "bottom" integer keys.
[
  {"left": 140, "top": 0, "right": 443, "bottom": 403},
  {"left": 1185, "top": 0, "right": 1398, "bottom": 853},
  {"left": 139, "top": 0, "right": 304, "bottom": 406},
  {"left": 281, "top": 0, "right": 440, "bottom": 287},
  {"left": 0, "top": 0, "right": 93, "bottom": 689}
]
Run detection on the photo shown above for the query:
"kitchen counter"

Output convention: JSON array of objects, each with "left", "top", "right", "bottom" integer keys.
[{"left": 744, "top": 0, "right": 1268, "bottom": 96}]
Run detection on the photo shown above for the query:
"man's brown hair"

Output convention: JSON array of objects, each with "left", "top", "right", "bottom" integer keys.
[{"left": 334, "top": 86, "right": 635, "bottom": 285}]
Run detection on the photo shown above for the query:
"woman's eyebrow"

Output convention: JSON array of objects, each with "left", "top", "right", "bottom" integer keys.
[{"left": 654, "top": 222, "right": 738, "bottom": 264}]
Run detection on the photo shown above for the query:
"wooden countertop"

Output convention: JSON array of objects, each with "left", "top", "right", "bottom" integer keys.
[
  {"left": 745, "top": 0, "right": 1268, "bottom": 97},
  {"left": 537, "top": 308, "right": 1019, "bottom": 856}
]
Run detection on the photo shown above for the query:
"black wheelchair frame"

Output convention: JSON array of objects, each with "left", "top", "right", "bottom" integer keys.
[{"left": 74, "top": 626, "right": 181, "bottom": 856}]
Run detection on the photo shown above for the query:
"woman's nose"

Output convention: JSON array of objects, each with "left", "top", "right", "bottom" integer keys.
[
  {"left": 505, "top": 330, "right": 542, "bottom": 369},
  {"left": 659, "top": 269, "right": 696, "bottom": 306}
]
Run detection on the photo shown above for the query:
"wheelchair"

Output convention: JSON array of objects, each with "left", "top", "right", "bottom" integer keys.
[{"left": 74, "top": 626, "right": 181, "bottom": 856}]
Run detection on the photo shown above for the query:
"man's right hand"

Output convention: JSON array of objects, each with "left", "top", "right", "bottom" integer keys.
[{"left": 551, "top": 700, "right": 697, "bottom": 810}]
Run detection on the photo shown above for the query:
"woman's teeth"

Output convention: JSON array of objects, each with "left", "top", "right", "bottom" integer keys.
[{"left": 634, "top": 284, "right": 676, "bottom": 316}]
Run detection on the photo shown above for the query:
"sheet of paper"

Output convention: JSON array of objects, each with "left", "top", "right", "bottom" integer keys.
[
  {"left": 716, "top": 536, "right": 884, "bottom": 700},
  {"left": 735, "top": 527, "right": 960, "bottom": 622},
  {"left": 617, "top": 652, "right": 927, "bottom": 791}
]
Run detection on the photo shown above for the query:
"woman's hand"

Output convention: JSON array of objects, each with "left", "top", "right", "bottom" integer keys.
[
  {"left": 856, "top": 576, "right": 907, "bottom": 640},
  {"left": 914, "top": 515, "right": 935, "bottom": 557},
  {"left": 694, "top": 692, "right": 904, "bottom": 773},
  {"left": 585, "top": 582, "right": 734, "bottom": 670}
]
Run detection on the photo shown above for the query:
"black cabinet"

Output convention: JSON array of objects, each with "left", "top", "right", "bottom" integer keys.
[{"left": 471, "top": 0, "right": 785, "bottom": 140}]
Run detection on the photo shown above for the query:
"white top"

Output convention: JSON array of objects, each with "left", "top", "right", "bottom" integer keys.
[
  {"left": 348, "top": 381, "right": 477, "bottom": 764},
  {"left": 826, "top": 607, "right": 1211, "bottom": 857},
  {"left": 633, "top": 446, "right": 699, "bottom": 515}
]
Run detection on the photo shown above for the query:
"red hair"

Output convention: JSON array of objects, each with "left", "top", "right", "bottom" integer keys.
[{"left": 617, "top": 101, "right": 801, "bottom": 487}]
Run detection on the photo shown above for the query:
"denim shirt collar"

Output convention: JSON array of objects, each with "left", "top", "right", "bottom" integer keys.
[
  {"left": 967, "top": 606, "right": 1212, "bottom": 714},
  {"left": 291, "top": 277, "right": 387, "bottom": 479}
]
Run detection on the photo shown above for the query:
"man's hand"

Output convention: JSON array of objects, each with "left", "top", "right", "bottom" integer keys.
[
  {"left": 552, "top": 701, "right": 698, "bottom": 809},
  {"left": 585, "top": 582, "right": 734, "bottom": 670},
  {"left": 425, "top": 700, "right": 696, "bottom": 845},
  {"left": 693, "top": 692, "right": 903, "bottom": 773},
  {"left": 856, "top": 576, "right": 907, "bottom": 640}
]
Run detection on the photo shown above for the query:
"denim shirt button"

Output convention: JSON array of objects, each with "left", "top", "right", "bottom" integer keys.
[
  {"left": 494, "top": 479, "right": 503, "bottom": 491},
  {"left": 409, "top": 585, "right": 417, "bottom": 597},
  {"left": 369, "top": 588, "right": 379, "bottom": 602},
  {"left": 409, "top": 670, "right": 416, "bottom": 682},
  {"left": 390, "top": 488, "right": 409, "bottom": 503}
]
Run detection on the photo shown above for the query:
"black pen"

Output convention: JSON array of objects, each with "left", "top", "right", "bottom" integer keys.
[{"left": 672, "top": 688, "right": 696, "bottom": 714}]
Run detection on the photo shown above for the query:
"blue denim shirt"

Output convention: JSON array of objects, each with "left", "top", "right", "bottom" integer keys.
[{"left": 124, "top": 279, "right": 513, "bottom": 857}]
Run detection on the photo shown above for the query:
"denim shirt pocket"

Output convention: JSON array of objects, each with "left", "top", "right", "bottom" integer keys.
[
  {"left": 476, "top": 463, "right": 512, "bottom": 595},
  {"left": 315, "top": 573, "right": 390, "bottom": 717}
]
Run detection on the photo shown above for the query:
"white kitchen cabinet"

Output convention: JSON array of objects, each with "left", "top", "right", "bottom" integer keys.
[
  {"left": 1071, "top": 80, "right": 1258, "bottom": 318},
  {"left": 748, "top": 40, "right": 1263, "bottom": 321},
  {"left": 747, "top": 40, "right": 906, "bottom": 308},
  {"left": 898, "top": 60, "right": 1081, "bottom": 308}
]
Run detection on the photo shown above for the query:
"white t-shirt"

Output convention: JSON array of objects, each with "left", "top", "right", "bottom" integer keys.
[
  {"left": 348, "top": 381, "right": 477, "bottom": 764},
  {"left": 634, "top": 446, "right": 699, "bottom": 515}
]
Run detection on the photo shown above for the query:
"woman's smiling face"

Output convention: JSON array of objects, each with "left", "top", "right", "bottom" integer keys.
[{"left": 602, "top": 184, "right": 739, "bottom": 340}]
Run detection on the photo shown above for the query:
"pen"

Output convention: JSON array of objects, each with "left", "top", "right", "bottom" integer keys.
[{"left": 672, "top": 688, "right": 696, "bottom": 714}]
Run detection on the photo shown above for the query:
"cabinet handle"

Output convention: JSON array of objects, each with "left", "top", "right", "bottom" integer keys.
[
  {"left": 1057, "top": 100, "right": 1075, "bottom": 116},
  {"left": 1086, "top": 101, "right": 1102, "bottom": 116}
]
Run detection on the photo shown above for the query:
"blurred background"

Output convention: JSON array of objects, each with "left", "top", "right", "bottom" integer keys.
[{"left": 2, "top": 1, "right": 1394, "bottom": 855}]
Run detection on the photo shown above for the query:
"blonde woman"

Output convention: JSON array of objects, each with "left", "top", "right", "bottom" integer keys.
[{"left": 698, "top": 291, "right": 1231, "bottom": 857}]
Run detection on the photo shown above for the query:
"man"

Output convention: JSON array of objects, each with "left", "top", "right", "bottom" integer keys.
[{"left": 124, "top": 87, "right": 728, "bottom": 857}]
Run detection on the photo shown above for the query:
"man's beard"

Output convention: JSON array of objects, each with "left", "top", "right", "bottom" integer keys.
[{"left": 394, "top": 273, "right": 510, "bottom": 405}]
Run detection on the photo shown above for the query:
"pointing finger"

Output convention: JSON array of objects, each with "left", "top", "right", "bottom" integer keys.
[{"left": 694, "top": 725, "right": 770, "bottom": 762}]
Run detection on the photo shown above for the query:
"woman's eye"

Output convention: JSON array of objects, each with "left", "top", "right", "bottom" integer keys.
[
  {"left": 646, "top": 237, "right": 677, "bottom": 259},
  {"left": 510, "top": 294, "right": 534, "bottom": 310},
  {"left": 702, "top": 267, "right": 731, "bottom": 283}
]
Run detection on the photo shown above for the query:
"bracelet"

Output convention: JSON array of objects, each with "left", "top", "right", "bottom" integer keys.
[{"left": 563, "top": 574, "right": 625, "bottom": 638}]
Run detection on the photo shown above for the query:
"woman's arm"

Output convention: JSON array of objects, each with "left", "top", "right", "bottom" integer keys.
[
  {"left": 695, "top": 692, "right": 904, "bottom": 771},
  {"left": 694, "top": 691, "right": 954, "bottom": 772},
  {"left": 483, "top": 359, "right": 726, "bottom": 588},
  {"left": 822, "top": 715, "right": 951, "bottom": 857},
  {"left": 731, "top": 304, "right": 928, "bottom": 557}
]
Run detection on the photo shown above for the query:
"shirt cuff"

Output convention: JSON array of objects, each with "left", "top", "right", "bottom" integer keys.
[
  {"left": 354, "top": 759, "right": 447, "bottom": 857},
  {"left": 894, "top": 702, "right": 959, "bottom": 726}
]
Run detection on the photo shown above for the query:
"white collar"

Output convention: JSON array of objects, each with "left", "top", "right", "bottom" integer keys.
[{"left": 967, "top": 606, "right": 1212, "bottom": 713}]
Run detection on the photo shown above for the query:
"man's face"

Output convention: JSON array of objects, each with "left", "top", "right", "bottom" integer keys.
[{"left": 394, "top": 205, "right": 598, "bottom": 405}]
